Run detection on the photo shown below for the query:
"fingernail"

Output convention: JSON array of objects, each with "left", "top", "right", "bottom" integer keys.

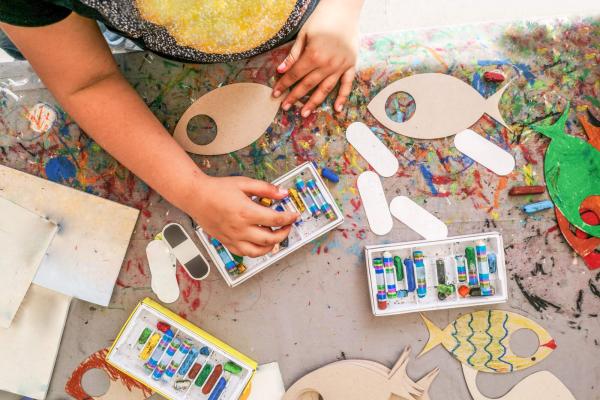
[
  {"left": 301, "top": 109, "right": 311, "bottom": 118},
  {"left": 282, "top": 103, "right": 291, "bottom": 111},
  {"left": 273, "top": 90, "right": 281, "bottom": 97},
  {"left": 278, "top": 187, "right": 288, "bottom": 196},
  {"left": 277, "top": 62, "right": 286, "bottom": 72},
  {"left": 335, "top": 104, "right": 343, "bottom": 112}
]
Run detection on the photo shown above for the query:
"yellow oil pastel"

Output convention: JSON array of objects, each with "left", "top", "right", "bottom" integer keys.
[
  {"left": 136, "top": 0, "right": 296, "bottom": 54},
  {"left": 139, "top": 332, "right": 161, "bottom": 360},
  {"left": 419, "top": 310, "right": 557, "bottom": 373}
]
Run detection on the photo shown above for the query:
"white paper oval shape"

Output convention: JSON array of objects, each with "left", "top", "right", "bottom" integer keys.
[
  {"left": 389, "top": 196, "right": 448, "bottom": 240},
  {"left": 146, "top": 240, "right": 180, "bottom": 304},
  {"left": 357, "top": 171, "right": 393, "bottom": 236},
  {"left": 173, "top": 83, "right": 283, "bottom": 155},
  {"left": 346, "top": 122, "right": 399, "bottom": 177},
  {"left": 454, "top": 129, "right": 515, "bottom": 176}
]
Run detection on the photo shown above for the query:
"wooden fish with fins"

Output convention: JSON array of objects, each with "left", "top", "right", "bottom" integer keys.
[
  {"left": 283, "top": 347, "right": 438, "bottom": 400},
  {"left": 532, "top": 104, "right": 600, "bottom": 238},
  {"left": 367, "top": 73, "right": 512, "bottom": 139},
  {"left": 419, "top": 310, "right": 556, "bottom": 373}
]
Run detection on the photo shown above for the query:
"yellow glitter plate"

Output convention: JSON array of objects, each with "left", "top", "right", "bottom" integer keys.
[{"left": 136, "top": 0, "right": 296, "bottom": 54}]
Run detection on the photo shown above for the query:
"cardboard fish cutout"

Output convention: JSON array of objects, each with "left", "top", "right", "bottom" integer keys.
[
  {"left": 419, "top": 310, "right": 556, "bottom": 373},
  {"left": 367, "top": 73, "right": 511, "bottom": 139},
  {"left": 532, "top": 105, "right": 600, "bottom": 238}
]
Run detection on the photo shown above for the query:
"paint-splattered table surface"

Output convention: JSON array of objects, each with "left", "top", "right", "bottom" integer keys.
[{"left": 1, "top": 15, "right": 599, "bottom": 400}]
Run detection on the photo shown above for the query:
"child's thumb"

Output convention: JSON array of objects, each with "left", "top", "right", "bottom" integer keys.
[{"left": 277, "top": 33, "right": 306, "bottom": 73}]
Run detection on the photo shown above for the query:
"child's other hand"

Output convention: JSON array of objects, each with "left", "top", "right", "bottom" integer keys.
[
  {"left": 272, "top": 0, "right": 360, "bottom": 117},
  {"left": 190, "top": 176, "right": 299, "bottom": 257}
]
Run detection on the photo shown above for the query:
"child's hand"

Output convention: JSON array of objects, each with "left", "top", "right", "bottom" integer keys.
[
  {"left": 189, "top": 176, "right": 300, "bottom": 257},
  {"left": 272, "top": 0, "right": 361, "bottom": 117}
]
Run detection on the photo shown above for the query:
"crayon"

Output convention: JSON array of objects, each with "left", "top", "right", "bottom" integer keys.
[
  {"left": 437, "top": 283, "right": 455, "bottom": 301},
  {"left": 475, "top": 241, "right": 492, "bottom": 296},
  {"left": 136, "top": 327, "right": 152, "bottom": 349},
  {"left": 465, "top": 247, "right": 479, "bottom": 287},
  {"left": 413, "top": 251, "right": 427, "bottom": 298},
  {"left": 165, "top": 339, "right": 192, "bottom": 379},
  {"left": 393, "top": 256, "right": 404, "bottom": 281},
  {"left": 295, "top": 178, "right": 320, "bottom": 216},
  {"left": 288, "top": 188, "right": 306, "bottom": 213},
  {"left": 508, "top": 185, "right": 545, "bottom": 196},
  {"left": 139, "top": 332, "right": 161, "bottom": 360},
  {"left": 373, "top": 257, "right": 387, "bottom": 310},
  {"left": 152, "top": 338, "right": 180, "bottom": 380},
  {"left": 281, "top": 196, "right": 302, "bottom": 226},
  {"left": 259, "top": 197, "right": 273, "bottom": 207},
  {"left": 522, "top": 200, "right": 554, "bottom": 214},
  {"left": 178, "top": 347, "right": 200, "bottom": 377},
  {"left": 211, "top": 238, "right": 237, "bottom": 271},
  {"left": 436, "top": 258, "right": 447, "bottom": 285},
  {"left": 403, "top": 258, "right": 416, "bottom": 292},
  {"left": 194, "top": 363, "right": 213, "bottom": 387},
  {"left": 307, "top": 179, "right": 336, "bottom": 221},
  {"left": 144, "top": 331, "right": 174, "bottom": 370},
  {"left": 202, "top": 364, "right": 223, "bottom": 394},
  {"left": 188, "top": 362, "right": 202, "bottom": 380},
  {"left": 470, "top": 286, "right": 495, "bottom": 296},
  {"left": 224, "top": 361, "right": 242, "bottom": 375},
  {"left": 455, "top": 255, "right": 467, "bottom": 283},
  {"left": 488, "top": 252, "right": 497, "bottom": 274},
  {"left": 156, "top": 321, "right": 171, "bottom": 333},
  {"left": 383, "top": 252, "right": 397, "bottom": 299},
  {"left": 208, "top": 376, "right": 228, "bottom": 400}
]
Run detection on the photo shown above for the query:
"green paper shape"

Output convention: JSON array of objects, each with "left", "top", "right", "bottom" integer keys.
[{"left": 532, "top": 104, "right": 600, "bottom": 237}]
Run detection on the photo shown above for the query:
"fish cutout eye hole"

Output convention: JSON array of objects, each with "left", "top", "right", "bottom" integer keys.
[
  {"left": 385, "top": 91, "right": 416, "bottom": 123},
  {"left": 510, "top": 328, "right": 540, "bottom": 358},
  {"left": 187, "top": 114, "right": 218, "bottom": 146}
]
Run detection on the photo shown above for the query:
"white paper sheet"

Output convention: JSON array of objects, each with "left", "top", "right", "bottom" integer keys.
[
  {"left": 389, "top": 196, "right": 448, "bottom": 240},
  {"left": 248, "top": 362, "right": 286, "bottom": 400},
  {"left": 0, "top": 197, "right": 57, "bottom": 328},
  {"left": 0, "top": 284, "right": 71, "bottom": 400},
  {"left": 357, "top": 171, "right": 393, "bottom": 236},
  {"left": 0, "top": 165, "right": 139, "bottom": 306}
]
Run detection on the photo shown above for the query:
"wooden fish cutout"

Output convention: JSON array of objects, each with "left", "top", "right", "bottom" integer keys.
[
  {"left": 555, "top": 111, "right": 600, "bottom": 269},
  {"left": 173, "top": 83, "right": 283, "bottom": 155},
  {"left": 419, "top": 310, "right": 557, "bottom": 373},
  {"left": 367, "top": 73, "right": 511, "bottom": 139},
  {"left": 462, "top": 364, "right": 575, "bottom": 400},
  {"left": 283, "top": 347, "right": 439, "bottom": 400},
  {"left": 532, "top": 104, "right": 600, "bottom": 238}
]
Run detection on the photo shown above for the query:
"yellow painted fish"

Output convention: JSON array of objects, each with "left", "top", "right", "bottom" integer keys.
[{"left": 419, "top": 310, "right": 556, "bottom": 373}]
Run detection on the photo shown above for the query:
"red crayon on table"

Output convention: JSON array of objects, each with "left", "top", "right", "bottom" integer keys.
[
  {"left": 483, "top": 69, "right": 506, "bottom": 83},
  {"left": 508, "top": 185, "right": 546, "bottom": 196},
  {"left": 202, "top": 364, "right": 223, "bottom": 394}
]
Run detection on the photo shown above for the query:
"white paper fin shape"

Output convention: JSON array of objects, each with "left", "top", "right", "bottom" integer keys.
[
  {"left": 0, "top": 197, "right": 57, "bottom": 329},
  {"left": 346, "top": 122, "right": 399, "bottom": 177},
  {"left": 247, "top": 362, "right": 285, "bottom": 400},
  {"left": 367, "top": 73, "right": 511, "bottom": 139},
  {"left": 454, "top": 129, "right": 515, "bottom": 176},
  {"left": 357, "top": 171, "right": 393, "bottom": 236},
  {"left": 283, "top": 347, "right": 437, "bottom": 400},
  {"left": 146, "top": 240, "right": 180, "bottom": 304},
  {"left": 389, "top": 196, "right": 448, "bottom": 240},
  {"left": 173, "top": 83, "right": 283, "bottom": 155},
  {"left": 462, "top": 364, "right": 575, "bottom": 400}
]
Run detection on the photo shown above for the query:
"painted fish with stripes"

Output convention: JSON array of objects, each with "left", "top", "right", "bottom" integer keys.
[{"left": 418, "top": 310, "right": 557, "bottom": 373}]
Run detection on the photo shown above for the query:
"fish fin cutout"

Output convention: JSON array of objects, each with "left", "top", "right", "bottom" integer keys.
[
  {"left": 531, "top": 102, "right": 571, "bottom": 140},
  {"left": 389, "top": 347, "right": 411, "bottom": 379},
  {"left": 483, "top": 80, "right": 512, "bottom": 129},
  {"left": 418, "top": 314, "right": 444, "bottom": 357},
  {"left": 416, "top": 368, "right": 440, "bottom": 392}
]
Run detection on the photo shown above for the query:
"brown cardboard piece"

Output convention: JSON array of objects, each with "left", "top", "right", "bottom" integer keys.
[
  {"left": 173, "top": 83, "right": 283, "bottom": 155},
  {"left": 462, "top": 364, "right": 575, "bottom": 400},
  {"left": 283, "top": 347, "right": 438, "bottom": 400}
]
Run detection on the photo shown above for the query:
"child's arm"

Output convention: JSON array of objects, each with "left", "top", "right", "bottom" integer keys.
[
  {"left": 272, "top": 0, "right": 364, "bottom": 116},
  {"left": 1, "top": 13, "right": 298, "bottom": 257}
]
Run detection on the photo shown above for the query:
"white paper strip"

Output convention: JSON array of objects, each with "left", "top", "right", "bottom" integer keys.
[
  {"left": 357, "top": 171, "right": 393, "bottom": 236},
  {"left": 146, "top": 240, "right": 180, "bottom": 304},
  {"left": 346, "top": 122, "right": 399, "bottom": 177},
  {"left": 454, "top": 129, "right": 515, "bottom": 176},
  {"left": 0, "top": 197, "right": 57, "bottom": 328},
  {"left": 389, "top": 196, "right": 448, "bottom": 240}
]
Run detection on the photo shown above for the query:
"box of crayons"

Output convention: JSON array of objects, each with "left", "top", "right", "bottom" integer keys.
[
  {"left": 106, "top": 298, "right": 256, "bottom": 400},
  {"left": 195, "top": 162, "right": 344, "bottom": 287},
  {"left": 364, "top": 232, "right": 508, "bottom": 316}
]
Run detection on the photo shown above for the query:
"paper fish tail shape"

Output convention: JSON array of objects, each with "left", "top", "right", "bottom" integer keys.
[
  {"left": 419, "top": 311, "right": 556, "bottom": 373},
  {"left": 462, "top": 364, "right": 575, "bottom": 400},
  {"left": 532, "top": 104, "right": 600, "bottom": 238},
  {"left": 367, "top": 73, "right": 512, "bottom": 139},
  {"left": 283, "top": 347, "right": 437, "bottom": 400}
]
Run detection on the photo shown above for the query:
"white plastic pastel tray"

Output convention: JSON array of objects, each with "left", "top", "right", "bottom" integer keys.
[
  {"left": 196, "top": 162, "right": 344, "bottom": 287},
  {"left": 365, "top": 232, "right": 508, "bottom": 316}
]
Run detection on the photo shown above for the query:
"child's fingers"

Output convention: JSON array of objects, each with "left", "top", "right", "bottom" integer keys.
[
  {"left": 334, "top": 67, "right": 355, "bottom": 112},
  {"left": 245, "top": 225, "right": 292, "bottom": 247},
  {"left": 251, "top": 203, "right": 299, "bottom": 227},
  {"left": 301, "top": 72, "right": 342, "bottom": 116},
  {"left": 282, "top": 68, "right": 332, "bottom": 115},
  {"left": 273, "top": 59, "right": 317, "bottom": 103},
  {"left": 275, "top": 33, "right": 306, "bottom": 78},
  {"left": 237, "top": 177, "right": 288, "bottom": 199},
  {"left": 228, "top": 241, "right": 274, "bottom": 258}
]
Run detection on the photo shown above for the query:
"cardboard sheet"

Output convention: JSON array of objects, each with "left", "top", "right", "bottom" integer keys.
[
  {"left": 0, "top": 197, "right": 57, "bottom": 329},
  {"left": 0, "top": 284, "right": 71, "bottom": 400},
  {"left": 0, "top": 165, "right": 139, "bottom": 306}
]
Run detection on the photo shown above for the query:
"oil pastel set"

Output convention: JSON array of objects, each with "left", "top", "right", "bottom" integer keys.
[
  {"left": 106, "top": 298, "right": 256, "bottom": 400},
  {"left": 365, "top": 232, "right": 508, "bottom": 316},
  {"left": 196, "top": 162, "right": 344, "bottom": 287}
]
